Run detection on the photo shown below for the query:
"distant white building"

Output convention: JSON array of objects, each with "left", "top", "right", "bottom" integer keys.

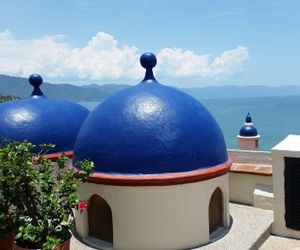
[{"left": 237, "top": 113, "right": 260, "bottom": 150}]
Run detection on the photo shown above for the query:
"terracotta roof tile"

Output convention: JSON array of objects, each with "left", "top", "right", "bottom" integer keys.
[{"left": 230, "top": 163, "right": 272, "bottom": 176}]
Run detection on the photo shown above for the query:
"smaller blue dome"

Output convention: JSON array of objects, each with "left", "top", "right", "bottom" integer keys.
[
  {"left": 239, "top": 125, "right": 258, "bottom": 137},
  {"left": 239, "top": 113, "right": 258, "bottom": 137},
  {"left": 0, "top": 74, "right": 89, "bottom": 153}
]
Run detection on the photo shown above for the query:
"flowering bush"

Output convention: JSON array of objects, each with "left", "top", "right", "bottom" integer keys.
[
  {"left": 0, "top": 141, "right": 21, "bottom": 239},
  {"left": 0, "top": 140, "right": 94, "bottom": 250}
]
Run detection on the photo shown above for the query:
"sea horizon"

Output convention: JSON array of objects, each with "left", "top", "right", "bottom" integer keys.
[{"left": 79, "top": 95, "right": 300, "bottom": 151}]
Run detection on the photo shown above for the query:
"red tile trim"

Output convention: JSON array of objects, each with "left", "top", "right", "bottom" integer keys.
[
  {"left": 69, "top": 160, "right": 232, "bottom": 186},
  {"left": 44, "top": 151, "right": 73, "bottom": 161}
]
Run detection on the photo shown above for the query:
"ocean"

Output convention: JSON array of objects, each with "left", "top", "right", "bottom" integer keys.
[{"left": 79, "top": 95, "right": 300, "bottom": 151}]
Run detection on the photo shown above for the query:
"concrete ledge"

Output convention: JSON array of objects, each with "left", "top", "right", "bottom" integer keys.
[
  {"left": 230, "top": 163, "right": 272, "bottom": 176},
  {"left": 228, "top": 151, "right": 273, "bottom": 206},
  {"left": 254, "top": 184, "right": 274, "bottom": 211},
  {"left": 229, "top": 172, "right": 272, "bottom": 205},
  {"left": 228, "top": 149, "right": 272, "bottom": 165}
]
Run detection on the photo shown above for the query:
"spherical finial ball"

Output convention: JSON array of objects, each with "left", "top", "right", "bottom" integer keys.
[
  {"left": 29, "top": 74, "right": 43, "bottom": 87},
  {"left": 140, "top": 52, "right": 157, "bottom": 69}
]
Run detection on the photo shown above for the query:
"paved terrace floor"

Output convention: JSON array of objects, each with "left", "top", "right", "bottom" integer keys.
[
  {"left": 260, "top": 235, "right": 300, "bottom": 250},
  {"left": 70, "top": 203, "right": 293, "bottom": 250},
  {"left": 194, "top": 203, "right": 273, "bottom": 250}
]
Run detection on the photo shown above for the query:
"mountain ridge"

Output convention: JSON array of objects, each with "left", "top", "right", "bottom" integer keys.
[{"left": 1, "top": 74, "right": 300, "bottom": 102}]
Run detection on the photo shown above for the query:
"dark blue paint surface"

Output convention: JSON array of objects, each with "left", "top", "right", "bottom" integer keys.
[
  {"left": 0, "top": 75, "right": 89, "bottom": 153},
  {"left": 239, "top": 125, "right": 258, "bottom": 136},
  {"left": 239, "top": 113, "right": 258, "bottom": 137},
  {"left": 73, "top": 53, "right": 228, "bottom": 174}
]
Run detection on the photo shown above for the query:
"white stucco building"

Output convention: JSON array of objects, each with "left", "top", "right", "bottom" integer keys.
[{"left": 71, "top": 52, "right": 232, "bottom": 250}]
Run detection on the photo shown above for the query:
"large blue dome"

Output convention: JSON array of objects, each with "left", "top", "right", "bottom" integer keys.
[
  {"left": 73, "top": 53, "right": 228, "bottom": 174},
  {"left": 0, "top": 74, "right": 89, "bottom": 153}
]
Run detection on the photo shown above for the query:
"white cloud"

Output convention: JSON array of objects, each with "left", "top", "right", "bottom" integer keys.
[
  {"left": 64, "top": 32, "right": 142, "bottom": 80},
  {"left": 157, "top": 48, "right": 211, "bottom": 78},
  {"left": 211, "top": 46, "right": 249, "bottom": 76},
  {"left": 0, "top": 31, "right": 142, "bottom": 81},
  {"left": 0, "top": 30, "right": 249, "bottom": 84},
  {"left": 157, "top": 46, "right": 249, "bottom": 79}
]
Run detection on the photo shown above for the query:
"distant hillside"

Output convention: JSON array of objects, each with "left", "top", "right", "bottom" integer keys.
[
  {"left": 0, "top": 74, "right": 128, "bottom": 102},
  {"left": 1, "top": 74, "right": 300, "bottom": 102}
]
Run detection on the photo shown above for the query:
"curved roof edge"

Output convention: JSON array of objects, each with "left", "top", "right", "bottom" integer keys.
[{"left": 69, "top": 159, "right": 232, "bottom": 186}]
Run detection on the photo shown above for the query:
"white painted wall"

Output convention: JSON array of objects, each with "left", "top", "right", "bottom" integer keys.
[
  {"left": 272, "top": 135, "right": 300, "bottom": 239},
  {"left": 229, "top": 172, "right": 272, "bottom": 205},
  {"left": 228, "top": 149, "right": 273, "bottom": 208},
  {"left": 75, "top": 174, "right": 229, "bottom": 250}
]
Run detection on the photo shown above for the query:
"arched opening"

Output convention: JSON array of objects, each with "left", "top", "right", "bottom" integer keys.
[
  {"left": 88, "top": 194, "right": 113, "bottom": 243},
  {"left": 209, "top": 187, "right": 223, "bottom": 234}
]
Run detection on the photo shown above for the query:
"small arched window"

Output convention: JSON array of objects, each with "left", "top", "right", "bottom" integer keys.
[
  {"left": 88, "top": 194, "right": 113, "bottom": 243},
  {"left": 209, "top": 187, "right": 223, "bottom": 234}
]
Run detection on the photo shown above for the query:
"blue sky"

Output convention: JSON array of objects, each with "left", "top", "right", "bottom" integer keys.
[{"left": 0, "top": 0, "right": 299, "bottom": 87}]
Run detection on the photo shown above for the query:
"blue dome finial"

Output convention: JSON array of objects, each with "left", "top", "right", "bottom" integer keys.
[
  {"left": 29, "top": 74, "right": 44, "bottom": 97},
  {"left": 140, "top": 52, "right": 157, "bottom": 81},
  {"left": 245, "top": 112, "right": 252, "bottom": 123}
]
